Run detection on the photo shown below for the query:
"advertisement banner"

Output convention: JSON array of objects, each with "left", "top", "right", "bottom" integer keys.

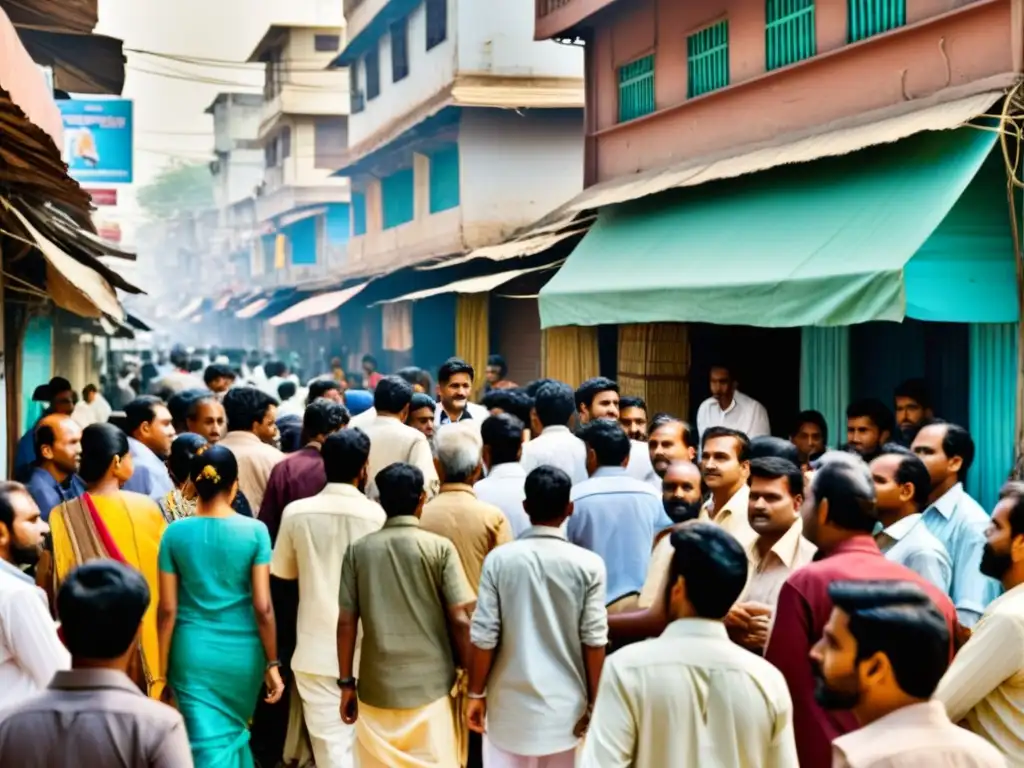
[{"left": 58, "top": 98, "right": 133, "bottom": 184}]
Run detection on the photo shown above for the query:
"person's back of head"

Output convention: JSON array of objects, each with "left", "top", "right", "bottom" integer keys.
[
  {"left": 579, "top": 418, "right": 630, "bottom": 468},
  {"left": 396, "top": 366, "right": 432, "bottom": 393},
  {"left": 668, "top": 522, "right": 749, "bottom": 619},
  {"left": 524, "top": 378, "right": 556, "bottom": 399},
  {"left": 303, "top": 399, "right": 349, "bottom": 441},
  {"left": 524, "top": 466, "right": 572, "bottom": 525},
  {"left": 322, "top": 429, "right": 372, "bottom": 486},
  {"left": 223, "top": 386, "right": 277, "bottom": 433},
  {"left": 434, "top": 422, "right": 484, "bottom": 484},
  {"left": 307, "top": 378, "right": 343, "bottom": 405},
  {"left": 78, "top": 423, "right": 130, "bottom": 485},
  {"left": 809, "top": 450, "right": 878, "bottom": 535},
  {"left": 878, "top": 443, "right": 932, "bottom": 512},
  {"left": 58, "top": 560, "right": 150, "bottom": 663},
  {"left": 749, "top": 435, "right": 800, "bottom": 465},
  {"left": 278, "top": 381, "right": 298, "bottom": 403},
  {"left": 376, "top": 463, "right": 424, "bottom": 518},
  {"left": 373, "top": 375, "right": 414, "bottom": 416},
  {"left": 189, "top": 445, "right": 239, "bottom": 502},
  {"left": 482, "top": 388, "right": 534, "bottom": 426},
  {"left": 168, "top": 433, "right": 208, "bottom": 485},
  {"left": 533, "top": 381, "right": 575, "bottom": 430},
  {"left": 481, "top": 413, "right": 524, "bottom": 468}
]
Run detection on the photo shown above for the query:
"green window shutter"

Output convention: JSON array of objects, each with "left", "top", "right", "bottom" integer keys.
[
  {"left": 848, "top": 0, "right": 905, "bottom": 42},
  {"left": 617, "top": 55, "right": 655, "bottom": 123},
  {"left": 766, "top": 0, "right": 816, "bottom": 70},
  {"left": 687, "top": 21, "right": 730, "bottom": 98}
]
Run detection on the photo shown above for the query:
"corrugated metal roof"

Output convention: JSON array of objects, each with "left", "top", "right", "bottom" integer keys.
[{"left": 376, "top": 264, "right": 559, "bottom": 305}]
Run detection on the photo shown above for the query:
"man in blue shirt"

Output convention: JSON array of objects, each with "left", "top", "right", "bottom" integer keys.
[
  {"left": 14, "top": 377, "right": 76, "bottom": 481},
  {"left": 568, "top": 419, "right": 672, "bottom": 614},
  {"left": 120, "top": 397, "right": 176, "bottom": 500},
  {"left": 23, "top": 414, "right": 85, "bottom": 521}
]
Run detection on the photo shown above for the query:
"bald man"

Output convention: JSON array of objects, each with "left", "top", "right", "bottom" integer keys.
[{"left": 24, "top": 415, "right": 85, "bottom": 521}]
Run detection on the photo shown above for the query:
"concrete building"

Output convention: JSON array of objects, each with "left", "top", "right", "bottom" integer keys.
[{"left": 516, "top": 0, "right": 1023, "bottom": 510}]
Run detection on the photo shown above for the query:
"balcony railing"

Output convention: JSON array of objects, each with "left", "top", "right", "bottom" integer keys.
[{"left": 537, "top": 0, "right": 572, "bottom": 17}]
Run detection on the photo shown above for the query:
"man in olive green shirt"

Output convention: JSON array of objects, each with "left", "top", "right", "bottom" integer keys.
[{"left": 338, "top": 462, "right": 475, "bottom": 767}]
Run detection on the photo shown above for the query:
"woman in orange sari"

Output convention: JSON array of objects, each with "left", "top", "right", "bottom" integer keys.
[{"left": 48, "top": 422, "right": 167, "bottom": 699}]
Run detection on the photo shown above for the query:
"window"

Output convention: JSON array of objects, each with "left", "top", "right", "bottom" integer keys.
[
  {"left": 382, "top": 168, "right": 415, "bottom": 229},
  {"left": 264, "top": 141, "right": 278, "bottom": 169},
  {"left": 687, "top": 20, "right": 729, "bottom": 98},
  {"left": 429, "top": 144, "right": 460, "bottom": 213},
  {"left": 426, "top": 0, "right": 447, "bottom": 50},
  {"left": 314, "top": 34, "right": 341, "bottom": 52},
  {"left": 766, "top": 0, "right": 815, "bottom": 70},
  {"left": 279, "top": 126, "right": 292, "bottom": 160},
  {"left": 617, "top": 55, "right": 655, "bottom": 123},
  {"left": 264, "top": 48, "right": 283, "bottom": 99},
  {"left": 350, "top": 62, "right": 364, "bottom": 113},
  {"left": 391, "top": 17, "right": 409, "bottom": 82},
  {"left": 848, "top": 0, "right": 905, "bottom": 41},
  {"left": 352, "top": 192, "right": 367, "bottom": 236},
  {"left": 365, "top": 45, "right": 380, "bottom": 101},
  {"left": 314, "top": 117, "right": 348, "bottom": 169}
]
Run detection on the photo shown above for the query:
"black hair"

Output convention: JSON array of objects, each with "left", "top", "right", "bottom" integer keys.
[
  {"left": 701, "top": 426, "right": 751, "bottom": 462},
  {"left": 481, "top": 414, "right": 524, "bottom": 466},
  {"left": 374, "top": 375, "right": 414, "bottom": 414},
  {"left": 57, "top": 561, "right": 151, "bottom": 660},
  {"left": 303, "top": 400, "right": 350, "bottom": 438},
  {"left": 169, "top": 388, "right": 214, "bottom": 429},
  {"left": 33, "top": 422, "right": 58, "bottom": 463},
  {"left": 124, "top": 396, "right": 165, "bottom": 435},
  {"left": 376, "top": 462, "right": 424, "bottom": 518},
  {"left": 574, "top": 377, "right": 619, "bottom": 411},
  {"left": 185, "top": 394, "right": 219, "bottom": 421},
  {"left": 278, "top": 381, "right": 298, "bottom": 402},
  {"left": 935, "top": 422, "right": 976, "bottom": 481},
  {"left": 667, "top": 523, "right": 748, "bottom": 619},
  {"left": 0, "top": 482, "right": 29, "bottom": 532},
  {"left": 188, "top": 359, "right": 204, "bottom": 373},
  {"left": 79, "top": 423, "right": 130, "bottom": 484},
  {"left": 894, "top": 378, "right": 931, "bottom": 410},
  {"left": 879, "top": 443, "right": 932, "bottom": 511},
  {"left": 438, "top": 357, "right": 475, "bottom": 384},
  {"left": 828, "top": 580, "right": 949, "bottom": 698},
  {"left": 649, "top": 416, "right": 695, "bottom": 448},
  {"left": 619, "top": 396, "right": 647, "bottom": 412},
  {"left": 579, "top": 418, "right": 631, "bottom": 466},
  {"left": 169, "top": 349, "right": 190, "bottom": 370},
  {"left": 748, "top": 456, "right": 804, "bottom": 497},
  {"left": 487, "top": 354, "right": 508, "bottom": 378},
  {"left": 524, "top": 466, "right": 572, "bottom": 524},
  {"left": 524, "top": 378, "right": 556, "bottom": 398},
  {"left": 168, "top": 433, "right": 208, "bottom": 486},
  {"left": 223, "top": 387, "right": 278, "bottom": 433},
  {"left": 999, "top": 482, "right": 1024, "bottom": 540},
  {"left": 533, "top": 381, "right": 576, "bottom": 428},
  {"left": 481, "top": 388, "right": 534, "bottom": 425},
  {"left": 189, "top": 445, "right": 240, "bottom": 501},
  {"left": 362, "top": 354, "right": 378, "bottom": 368},
  {"left": 409, "top": 392, "right": 436, "bottom": 413},
  {"left": 810, "top": 452, "right": 878, "bottom": 533},
  {"left": 396, "top": 366, "right": 433, "bottom": 392},
  {"left": 791, "top": 409, "right": 829, "bottom": 446},
  {"left": 708, "top": 362, "right": 736, "bottom": 379},
  {"left": 265, "top": 360, "right": 288, "bottom": 378},
  {"left": 83, "top": 383, "right": 98, "bottom": 398},
  {"left": 749, "top": 435, "right": 800, "bottom": 466},
  {"left": 322, "top": 429, "right": 371, "bottom": 485},
  {"left": 846, "top": 398, "right": 895, "bottom": 435},
  {"left": 307, "top": 378, "right": 343, "bottom": 405}
]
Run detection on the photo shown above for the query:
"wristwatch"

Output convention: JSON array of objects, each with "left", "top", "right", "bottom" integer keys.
[{"left": 337, "top": 676, "right": 357, "bottom": 689}]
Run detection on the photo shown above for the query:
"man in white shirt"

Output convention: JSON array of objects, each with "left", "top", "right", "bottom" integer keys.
[
  {"left": 435, "top": 358, "right": 489, "bottom": 427},
  {"left": 580, "top": 522, "right": 797, "bottom": 767},
  {"left": 476, "top": 414, "right": 529, "bottom": 537},
  {"left": 272, "top": 430, "right": 385, "bottom": 768},
  {"left": 0, "top": 482, "right": 70, "bottom": 709},
  {"left": 467, "top": 466, "right": 608, "bottom": 767},
  {"left": 521, "top": 382, "right": 588, "bottom": 485},
  {"left": 695, "top": 364, "right": 770, "bottom": 440}
]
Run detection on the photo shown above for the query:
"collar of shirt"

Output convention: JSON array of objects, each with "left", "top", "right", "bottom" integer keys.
[
  {"left": 662, "top": 617, "right": 730, "bottom": 642},
  {"left": 439, "top": 407, "right": 472, "bottom": 425},
  {"left": 0, "top": 556, "right": 33, "bottom": 585},
  {"left": 320, "top": 483, "right": 366, "bottom": 499},
  {"left": 703, "top": 484, "right": 750, "bottom": 519},
  {"left": 383, "top": 515, "right": 420, "bottom": 530},
  {"left": 592, "top": 466, "right": 629, "bottom": 479},
  {"left": 128, "top": 436, "right": 162, "bottom": 465},
  {"left": 833, "top": 700, "right": 950, "bottom": 757},
  {"left": 929, "top": 482, "right": 964, "bottom": 520},
  {"left": 539, "top": 425, "right": 572, "bottom": 437},
  {"left": 520, "top": 525, "right": 567, "bottom": 541},
  {"left": 882, "top": 512, "right": 924, "bottom": 542},
  {"left": 439, "top": 483, "right": 476, "bottom": 496},
  {"left": 819, "top": 534, "right": 882, "bottom": 561},
  {"left": 749, "top": 518, "right": 808, "bottom": 571},
  {"left": 222, "top": 430, "right": 262, "bottom": 446},
  {"left": 485, "top": 463, "right": 526, "bottom": 480},
  {"left": 305, "top": 441, "right": 323, "bottom": 451},
  {"left": 49, "top": 668, "right": 142, "bottom": 695}
]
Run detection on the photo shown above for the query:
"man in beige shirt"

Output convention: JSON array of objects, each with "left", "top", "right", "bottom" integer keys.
[
  {"left": 699, "top": 426, "right": 756, "bottom": 548},
  {"left": 359, "top": 376, "right": 439, "bottom": 502},
  {"left": 936, "top": 481, "right": 1024, "bottom": 762},
  {"left": 421, "top": 421, "right": 512, "bottom": 592},
  {"left": 581, "top": 522, "right": 796, "bottom": 767},
  {"left": 272, "top": 429, "right": 385, "bottom": 768},
  {"left": 0, "top": 560, "right": 193, "bottom": 767},
  {"left": 816, "top": 580, "right": 1003, "bottom": 768},
  {"left": 218, "top": 387, "right": 284, "bottom": 512}
]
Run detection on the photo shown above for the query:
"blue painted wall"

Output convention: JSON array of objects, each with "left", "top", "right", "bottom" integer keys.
[
  {"left": 21, "top": 316, "right": 52, "bottom": 433},
  {"left": 352, "top": 193, "right": 367, "bottom": 235},
  {"left": 382, "top": 168, "right": 414, "bottom": 229},
  {"left": 429, "top": 143, "right": 460, "bottom": 213},
  {"left": 287, "top": 216, "right": 318, "bottom": 266},
  {"left": 968, "top": 323, "right": 1018, "bottom": 513},
  {"left": 325, "top": 203, "right": 351, "bottom": 243}
]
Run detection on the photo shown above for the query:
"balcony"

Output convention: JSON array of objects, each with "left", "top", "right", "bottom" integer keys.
[
  {"left": 259, "top": 77, "right": 350, "bottom": 138},
  {"left": 535, "top": 0, "right": 619, "bottom": 40},
  {"left": 252, "top": 241, "right": 351, "bottom": 289}
]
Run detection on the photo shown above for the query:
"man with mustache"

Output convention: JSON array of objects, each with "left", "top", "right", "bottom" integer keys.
[
  {"left": 435, "top": 358, "right": 488, "bottom": 427},
  {"left": 700, "top": 426, "right": 756, "bottom": 549},
  {"left": 648, "top": 417, "right": 696, "bottom": 481},
  {"left": 894, "top": 378, "right": 934, "bottom": 445},
  {"left": 815, "top": 581, "right": 1002, "bottom": 768},
  {"left": 936, "top": 482, "right": 1024, "bottom": 763}
]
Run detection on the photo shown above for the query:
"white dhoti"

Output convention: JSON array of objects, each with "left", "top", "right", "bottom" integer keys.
[
  {"left": 483, "top": 737, "right": 578, "bottom": 768},
  {"left": 355, "top": 694, "right": 461, "bottom": 768},
  {"left": 294, "top": 671, "right": 355, "bottom": 768}
]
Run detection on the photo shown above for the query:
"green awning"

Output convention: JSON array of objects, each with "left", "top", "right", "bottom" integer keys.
[{"left": 539, "top": 127, "right": 1008, "bottom": 329}]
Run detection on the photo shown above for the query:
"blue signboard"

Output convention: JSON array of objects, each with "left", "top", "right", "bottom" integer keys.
[{"left": 58, "top": 99, "right": 133, "bottom": 184}]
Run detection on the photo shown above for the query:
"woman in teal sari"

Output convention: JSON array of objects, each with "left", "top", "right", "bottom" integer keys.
[{"left": 157, "top": 446, "right": 285, "bottom": 767}]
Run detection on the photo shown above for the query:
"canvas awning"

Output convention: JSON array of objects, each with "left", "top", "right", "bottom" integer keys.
[
  {"left": 268, "top": 282, "right": 368, "bottom": 327},
  {"left": 540, "top": 126, "right": 1013, "bottom": 328},
  {"left": 0, "top": 5, "right": 61, "bottom": 143},
  {"left": 174, "top": 296, "right": 204, "bottom": 321},
  {"left": 376, "top": 264, "right": 560, "bottom": 304},
  {"left": 236, "top": 297, "right": 270, "bottom": 319}
]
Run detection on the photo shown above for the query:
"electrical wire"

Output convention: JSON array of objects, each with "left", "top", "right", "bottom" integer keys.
[
  {"left": 127, "top": 47, "right": 342, "bottom": 73},
  {"left": 127, "top": 64, "right": 344, "bottom": 91}
]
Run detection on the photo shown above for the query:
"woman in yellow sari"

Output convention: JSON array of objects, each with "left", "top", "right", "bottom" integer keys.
[{"left": 48, "top": 422, "right": 167, "bottom": 699}]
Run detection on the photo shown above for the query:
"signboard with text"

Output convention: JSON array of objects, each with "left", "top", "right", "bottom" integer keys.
[
  {"left": 88, "top": 189, "right": 118, "bottom": 206},
  {"left": 58, "top": 99, "right": 134, "bottom": 184}
]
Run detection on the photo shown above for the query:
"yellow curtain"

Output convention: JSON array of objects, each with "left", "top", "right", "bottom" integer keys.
[
  {"left": 542, "top": 325, "right": 599, "bottom": 388},
  {"left": 455, "top": 293, "right": 489, "bottom": 400},
  {"left": 617, "top": 323, "right": 690, "bottom": 420},
  {"left": 273, "top": 234, "right": 287, "bottom": 269}
]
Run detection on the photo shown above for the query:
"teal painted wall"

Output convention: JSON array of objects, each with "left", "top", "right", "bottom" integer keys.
[
  {"left": 287, "top": 216, "right": 318, "bottom": 266},
  {"left": 382, "top": 168, "right": 414, "bottom": 229},
  {"left": 429, "top": 143, "right": 460, "bottom": 213},
  {"left": 800, "top": 326, "right": 850, "bottom": 448},
  {"left": 352, "top": 193, "right": 367, "bottom": 236},
  {"left": 968, "top": 323, "right": 1017, "bottom": 513},
  {"left": 20, "top": 316, "right": 52, "bottom": 433},
  {"left": 326, "top": 203, "right": 351, "bottom": 243}
]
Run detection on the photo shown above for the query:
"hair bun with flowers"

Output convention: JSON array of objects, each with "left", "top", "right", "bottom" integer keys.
[{"left": 198, "top": 465, "right": 221, "bottom": 484}]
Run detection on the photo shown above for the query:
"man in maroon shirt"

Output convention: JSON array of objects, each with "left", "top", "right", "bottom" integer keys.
[
  {"left": 259, "top": 400, "right": 349, "bottom": 544},
  {"left": 764, "top": 450, "right": 958, "bottom": 768}
]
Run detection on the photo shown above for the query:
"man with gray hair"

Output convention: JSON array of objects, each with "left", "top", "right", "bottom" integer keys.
[
  {"left": 764, "top": 450, "right": 960, "bottom": 768},
  {"left": 420, "top": 422, "right": 513, "bottom": 593}
]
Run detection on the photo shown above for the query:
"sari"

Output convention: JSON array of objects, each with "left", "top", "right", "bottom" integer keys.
[
  {"left": 49, "top": 491, "right": 168, "bottom": 699},
  {"left": 159, "top": 487, "right": 254, "bottom": 523}
]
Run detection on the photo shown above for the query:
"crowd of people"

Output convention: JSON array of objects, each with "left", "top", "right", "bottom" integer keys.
[{"left": 0, "top": 349, "right": 1020, "bottom": 768}]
